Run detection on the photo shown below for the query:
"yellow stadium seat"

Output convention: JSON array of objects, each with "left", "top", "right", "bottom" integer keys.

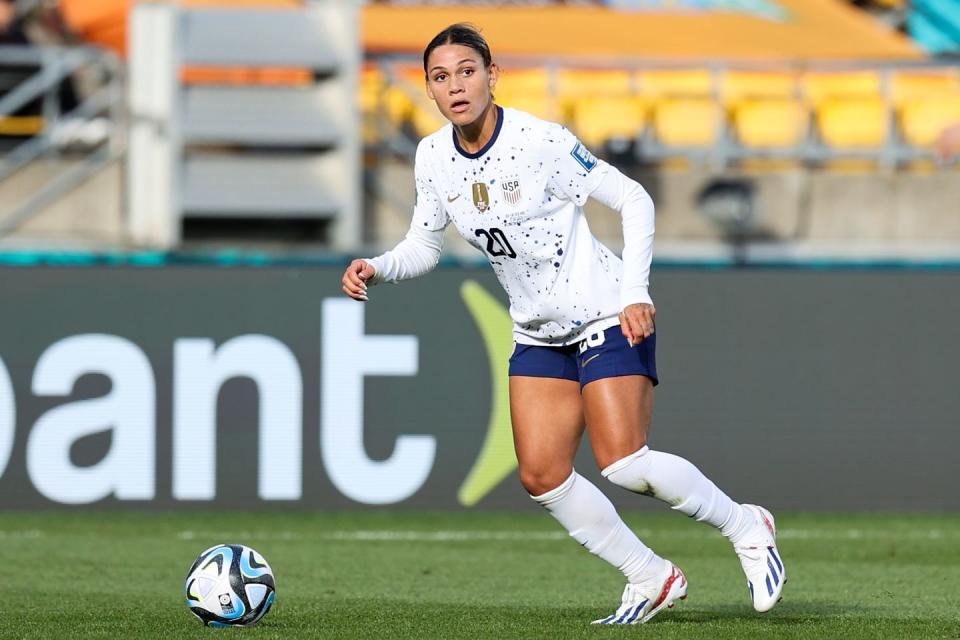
[
  {"left": 652, "top": 98, "right": 721, "bottom": 147},
  {"left": 360, "top": 67, "right": 385, "bottom": 113},
  {"left": 891, "top": 69, "right": 960, "bottom": 106},
  {"left": 570, "top": 96, "right": 646, "bottom": 147},
  {"left": 383, "top": 85, "right": 417, "bottom": 127},
  {"left": 722, "top": 71, "right": 796, "bottom": 104},
  {"left": 557, "top": 69, "right": 634, "bottom": 97},
  {"left": 733, "top": 99, "right": 807, "bottom": 148},
  {"left": 495, "top": 68, "right": 552, "bottom": 97},
  {"left": 411, "top": 104, "right": 446, "bottom": 138},
  {"left": 900, "top": 96, "right": 960, "bottom": 147},
  {"left": 802, "top": 71, "right": 882, "bottom": 106},
  {"left": 816, "top": 97, "right": 888, "bottom": 148},
  {"left": 638, "top": 69, "right": 713, "bottom": 99},
  {"left": 491, "top": 68, "right": 558, "bottom": 120},
  {"left": 558, "top": 69, "right": 634, "bottom": 122},
  {"left": 375, "top": 67, "right": 422, "bottom": 131},
  {"left": 496, "top": 92, "right": 559, "bottom": 122}
]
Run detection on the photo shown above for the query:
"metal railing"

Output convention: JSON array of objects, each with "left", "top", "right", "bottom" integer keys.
[{"left": 0, "top": 45, "right": 124, "bottom": 235}]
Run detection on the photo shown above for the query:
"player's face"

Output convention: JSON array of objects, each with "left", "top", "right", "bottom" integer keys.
[{"left": 425, "top": 44, "right": 497, "bottom": 127}]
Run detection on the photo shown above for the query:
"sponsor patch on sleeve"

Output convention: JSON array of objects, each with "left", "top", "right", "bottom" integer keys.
[{"left": 570, "top": 142, "right": 598, "bottom": 172}]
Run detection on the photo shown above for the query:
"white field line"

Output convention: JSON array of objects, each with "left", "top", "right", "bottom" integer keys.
[
  {"left": 0, "top": 529, "right": 45, "bottom": 539},
  {"left": 173, "top": 528, "right": 960, "bottom": 542},
  {"left": 2, "top": 527, "right": 957, "bottom": 542},
  {"left": 0, "top": 528, "right": 960, "bottom": 542}
]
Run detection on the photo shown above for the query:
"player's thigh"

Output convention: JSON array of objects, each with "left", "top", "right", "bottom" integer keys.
[
  {"left": 582, "top": 374, "right": 654, "bottom": 471},
  {"left": 509, "top": 375, "right": 584, "bottom": 495}
]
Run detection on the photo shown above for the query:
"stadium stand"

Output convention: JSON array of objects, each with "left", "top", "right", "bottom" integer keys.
[
  {"left": 802, "top": 70, "right": 883, "bottom": 105},
  {"left": 360, "top": 60, "right": 960, "bottom": 165},
  {"left": 721, "top": 71, "right": 797, "bottom": 103},
  {"left": 559, "top": 69, "right": 643, "bottom": 148},
  {"left": 22, "top": 0, "right": 946, "bottom": 166},
  {"left": 816, "top": 95, "right": 889, "bottom": 149},
  {"left": 651, "top": 97, "right": 722, "bottom": 149},
  {"left": 892, "top": 68, "right": 960, "bottom": 103},
  {"left": 638, "top": 69, "right": 713, "bottom": 99},
  {"left": 492, "top": 67, "right": 557, "bottom": 121},
  {"left": 4, "top": 0, "right": 959, "bottom": 252},
  {"left": 557, "top": 69, "right": 634, "bottom": 101},
  {"left": 732, "top": 98, "right": 807, "bottom": 149},
  {"left": 900, "top": 95, "right": 960, "bottom": 147},
  {"left": 569, "top": 95, "right": 646, "bottom": 149}
]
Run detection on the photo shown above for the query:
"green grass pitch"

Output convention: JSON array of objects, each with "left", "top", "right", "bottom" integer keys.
[{"left": 1, "top": 511, "right": 958, "bottom": 639}]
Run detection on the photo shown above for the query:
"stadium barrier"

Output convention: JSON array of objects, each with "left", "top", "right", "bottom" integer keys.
[{"left": 0, "top": 260, "right": 957, "bottom": 511}]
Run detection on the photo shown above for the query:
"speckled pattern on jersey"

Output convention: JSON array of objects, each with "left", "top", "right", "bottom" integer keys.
[{"left": 413, "top": 107, "right": 625, "bottom": 346}]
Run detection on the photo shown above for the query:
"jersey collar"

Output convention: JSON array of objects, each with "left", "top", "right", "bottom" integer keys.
[{"left": 452, "top": 105, "right": 504, "bottom": 160}]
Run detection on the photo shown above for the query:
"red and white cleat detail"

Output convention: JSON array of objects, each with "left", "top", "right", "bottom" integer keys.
[{"left": 591, "top": 563, "right": 688, "bottom": 625}]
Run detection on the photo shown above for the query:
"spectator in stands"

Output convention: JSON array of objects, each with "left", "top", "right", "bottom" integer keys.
[
  {"left": 1, "top": 0, "right": 29, "bottom": 44},
  {"left": 0, "top": 0, "right": 108, "bottom": 145},
  {"left": 1, "top": 0, "right": 46, "bottom": 143}
]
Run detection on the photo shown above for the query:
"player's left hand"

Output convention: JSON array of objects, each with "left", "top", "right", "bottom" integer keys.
[{"left": 619, "top": 303, "right": 655, "bottom": 346}]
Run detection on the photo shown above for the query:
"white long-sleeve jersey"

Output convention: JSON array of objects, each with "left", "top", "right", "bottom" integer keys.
[{"left": 368, "top": 106, "right": 655, "bottom": 346}]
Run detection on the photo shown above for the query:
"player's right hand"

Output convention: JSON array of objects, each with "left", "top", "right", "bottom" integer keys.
[{"left": 341, "top": 259, "right": 375, "bottom": 302}]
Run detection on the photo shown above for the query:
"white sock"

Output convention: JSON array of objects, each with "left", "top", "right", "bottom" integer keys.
[
  {"left": 602, "top": 446, "right": 753, "bottom": 544},
  {"left": 531, "top": 470, "right": 667, "bottom": 585}
]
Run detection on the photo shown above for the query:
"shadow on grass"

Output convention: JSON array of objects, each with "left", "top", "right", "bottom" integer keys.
[
  {"left": 16, "top": 598, "right": 952, "bottom": 640},
  {"left": 658, "top": 599, "right": 869, "bottom": 624},
  {"left": 257, "top": 598, "right": 914, "bottom": 640}
]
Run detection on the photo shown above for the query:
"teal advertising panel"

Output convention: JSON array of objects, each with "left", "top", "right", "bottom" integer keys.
[{"left": 0, "top": 264, "right": 957, "bottom": 510}]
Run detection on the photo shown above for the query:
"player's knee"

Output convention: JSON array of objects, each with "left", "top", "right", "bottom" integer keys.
[
  {"left": 520, "top": 466, "right": 572, "bottom": 497},
  {"left": 599, "top": 446, "right": 651, "bottom": 487},
  {"left": 594, "top": 442, "right": 648, "bottom": 474}
]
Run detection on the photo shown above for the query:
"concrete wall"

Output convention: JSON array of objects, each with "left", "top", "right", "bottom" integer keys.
[
  {"left": 3, "top": 156, "right": 958, "bottom": 256},
  {"left": 0, "top": 159, "right": 125, "bottom": 248},
  {"left": 369, "top": 159, "right": 960, "bottom": 257}
]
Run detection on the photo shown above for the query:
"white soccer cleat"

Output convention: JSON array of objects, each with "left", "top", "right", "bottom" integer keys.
[
  {"left": 735, "top": 504, "right": 786, "bottom": 612},
  {"left": 591, "top": 562, "right": 687, "bottom": 625}
]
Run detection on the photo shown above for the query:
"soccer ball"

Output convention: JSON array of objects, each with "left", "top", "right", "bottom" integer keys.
[{"left": 184, "top": 544, "right": 276, "bottom": 627}]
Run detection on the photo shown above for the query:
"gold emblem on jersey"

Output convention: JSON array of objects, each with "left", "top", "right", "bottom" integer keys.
[
  {"left": 472, "top": 182, "right": 490, "bottom": 212},
  {"left": 501, "top": 178, "right": 522, "bottom": 206}
]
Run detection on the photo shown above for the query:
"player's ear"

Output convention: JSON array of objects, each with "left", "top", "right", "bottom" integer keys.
[
  {"left": 425, "top": 79, "right": 436, "bottom": 101},
  {"left": 487, "top": 63, "right": 499, "bottom": 93}
]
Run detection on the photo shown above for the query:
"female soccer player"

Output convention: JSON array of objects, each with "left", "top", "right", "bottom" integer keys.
[{"left": 341, "top": 23, "right": 785, "bottom": 624}]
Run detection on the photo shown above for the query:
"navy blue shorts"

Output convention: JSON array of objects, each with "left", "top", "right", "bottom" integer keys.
[{"left": 508, "top": 325, "right": 658, "bottom": 388}]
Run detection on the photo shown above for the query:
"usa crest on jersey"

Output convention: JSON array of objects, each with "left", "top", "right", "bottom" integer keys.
[{"left": 501, "top": 177, "right": 522, "bottom": 206}]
